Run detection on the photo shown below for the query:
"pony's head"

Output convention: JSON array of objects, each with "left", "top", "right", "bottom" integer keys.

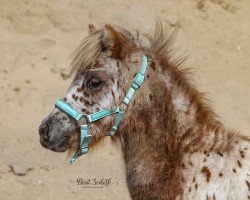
[{"left": 38, "top": 24, "right": 147, "bottom": 153}]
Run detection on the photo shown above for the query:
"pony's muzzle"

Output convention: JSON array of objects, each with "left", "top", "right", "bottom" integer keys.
[
  {"left": 38, "top": 111, "right": 76, "bottom": 152},
  {"left": 39, "top": 123, "right": 50, "bottom": 143},
  {"left": 39, "top": 118, "right": 52, "bottom": 149}
]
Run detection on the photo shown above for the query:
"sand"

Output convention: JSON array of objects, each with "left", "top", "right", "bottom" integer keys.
[{"left": 0, "top": 0, "right": 249, "bottom": 199}]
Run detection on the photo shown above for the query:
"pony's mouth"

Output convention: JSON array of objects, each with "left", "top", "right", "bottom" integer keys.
[{"left": 40, "top": 136, "right": 70, "bottom": 152}]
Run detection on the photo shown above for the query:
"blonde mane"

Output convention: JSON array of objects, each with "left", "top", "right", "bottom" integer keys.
[
  {"left": 70, "top": 31, "right": 102, "bottom": 73},
  {"left": 70, "top": 20, "right": 179, "bottom": 72}
]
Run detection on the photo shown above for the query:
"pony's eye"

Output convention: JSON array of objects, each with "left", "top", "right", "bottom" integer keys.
[{"left": 87, "top": 78, "right": 102, "bottom": 89}]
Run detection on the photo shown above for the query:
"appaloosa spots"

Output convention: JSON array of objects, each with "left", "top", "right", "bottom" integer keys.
[
  {"left": 237, "top": 160, "right": 242, "bottom": 168},
  {"left": 246, "top": 180, "right": 250, "bottom": 191},
  {"left": 84, "top": 100, "right": 91, "bottom": 106},
  {"left": 217, "top": 152, "right": 223, "bottom": 157},
  {"left": 83, "top": 91, "right": 90, "bottom": 97},
  {"left": 72, "top": 94, "right": 78, "bottom": 101},
  {"left": 111, "top": 90, "right": 115, "bottom": 99},
  {"left": 149, "top": 94, "right": 153, "bottom": 101},
  {"left": 181, "top": 163, "right": 186, "bottom": 169},
  {"left": 240, "top": 150, "right": 245, "bottom": 158},
  {"left": 62, "top": 116, "right": 67, "bottom": 121},
  {"left": 201, "top": 167, "right": 211, "bottom": 182}
]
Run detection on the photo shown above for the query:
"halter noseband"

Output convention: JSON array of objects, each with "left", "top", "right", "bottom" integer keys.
[{"left": 55, "top": 55, "right": 148, "bottom": 164}]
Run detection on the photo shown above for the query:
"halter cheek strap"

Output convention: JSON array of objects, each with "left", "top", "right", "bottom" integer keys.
[{"left": 55, "top": 55, "right": 148, "bottom": 164}]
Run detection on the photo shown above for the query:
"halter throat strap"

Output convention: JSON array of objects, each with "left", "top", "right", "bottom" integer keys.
[{"left": 55, "top": 55, "right": 148, "bottom": 164}]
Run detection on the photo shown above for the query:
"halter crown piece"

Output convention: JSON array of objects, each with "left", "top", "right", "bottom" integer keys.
[{"left": 55, "top": 55, "right": 148, "bottom": 164}]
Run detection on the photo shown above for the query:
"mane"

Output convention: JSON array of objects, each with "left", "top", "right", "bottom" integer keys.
[
  {"left": 70, "top": 20, "right": 177, "bottom": 73},
  {"left": 70, "top": 30, "right": 102, "bottom": 73}
]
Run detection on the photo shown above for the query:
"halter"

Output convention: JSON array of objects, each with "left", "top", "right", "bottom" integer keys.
[{"left": 55, "top": 55, "right": 148, "bottom": 164}]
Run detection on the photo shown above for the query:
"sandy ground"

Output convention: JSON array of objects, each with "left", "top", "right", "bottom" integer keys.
[{"left": 0, "top": 0, "right": 249, "bottom": 199}]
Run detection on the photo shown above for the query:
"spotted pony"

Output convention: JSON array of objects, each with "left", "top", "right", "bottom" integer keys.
[{"left": 39, "top": 21, "right": 250, "bottom": 200}]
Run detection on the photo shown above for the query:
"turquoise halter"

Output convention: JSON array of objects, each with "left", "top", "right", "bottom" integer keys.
[{"left": 55, "top": 55, "right": 148, "bottom": 164}]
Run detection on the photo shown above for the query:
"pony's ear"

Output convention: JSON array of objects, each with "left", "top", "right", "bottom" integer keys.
[
  {"left": 88, "top": 24, "right": 96, "bottom": 33},
  {"left": 104, "top": 24, "right": 135, "bottom": 59}
]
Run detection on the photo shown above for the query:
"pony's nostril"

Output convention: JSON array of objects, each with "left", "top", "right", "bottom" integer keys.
[{"left": 39, "top": 123, "right": 50, "bottom": 141}]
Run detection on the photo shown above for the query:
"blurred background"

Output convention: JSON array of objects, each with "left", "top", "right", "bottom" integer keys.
[{"left": 0, "top": 0, "right": 249, "bottom": 199}]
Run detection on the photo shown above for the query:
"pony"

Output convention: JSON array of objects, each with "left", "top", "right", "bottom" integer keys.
[{"left": 39, "top": 21, "right": 250, "bottom": 200}]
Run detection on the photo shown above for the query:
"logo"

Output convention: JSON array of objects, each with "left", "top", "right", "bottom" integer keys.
[{"left": 70, "top": 177, "right": 118, "bottom": 189}]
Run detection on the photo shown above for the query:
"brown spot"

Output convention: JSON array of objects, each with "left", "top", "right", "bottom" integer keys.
[
  {"left": 62, "top": 116, "right": 67, "bottom": 120},
  {"left": 150, "top": 62, "right": 156, "bottom": 71},
  {"left": 217, "top": 152, "right": 223, "bottom": 157},
  {"left": 83, "top": 91, "right": 90, "bottom": 97},
  {"left": 237, "top": 160, "right": 242, "bottom": 168},
  {"left": 181, "top": 163, "right": 186, "bottom": 169},
  {"left": 188, "top": 187, "right": 191, "bottom": 192},
  {"left": 240, "top": 150, "right": 245, "bottom": 158},
  {"left": 246, "top": 180, "right": 250, "bottom": 191},
  {"left": 149, "top": 94, "right": 153, "bottom": 101},
  {"left": 195, "top": 183, "right": 198, "bottom": 190},
  {"left": 203, "top": 158, "right": 207, "bottom": 162},
  {"left": 72, "top": 94, "right": 78, "bottom": 101},
  {"left": 81, "top": 108, "right": 86, "bottom": 112},
  {"left": 189, "top": 161, "right": 193, "bottom": 166},
  {"left": 111, "top": 90, "right": 115, "bottom": 99},
  {"left": 204, "top": 150, "right": 207, "bottom": 155},
  {"left": 77, "top": 88, "right": 82, "bottom": 92},
  {"left": 80, "top": 97, "right": 83, "bottom": 102},
  {"left": 192, "top": 177, "right": 196, "bottom": 183},
  {"left": 111, "top": 77, "right": 114, "bottom": 83},
  {"left": 213, "top": 194, "right": 216, "bottom": 200},
  {"left": 84, "top": 100, "right": 91, "bottom": 106},
  {"left": 233, "top": 168, "right": 237, "bottom": 173},
  {"left": 219, "top": 172, "right": 223, "bottom": 177},
  {"left": 201, "top": 167, "right": 211, "bottom": 182},
  {"left": 25, "top": 80, "right": 31, "bottom": 84}
]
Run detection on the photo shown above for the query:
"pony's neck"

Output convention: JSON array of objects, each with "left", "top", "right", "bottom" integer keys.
[{"left": 117, "top": 60, "right": 222, "bottom": 198}]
